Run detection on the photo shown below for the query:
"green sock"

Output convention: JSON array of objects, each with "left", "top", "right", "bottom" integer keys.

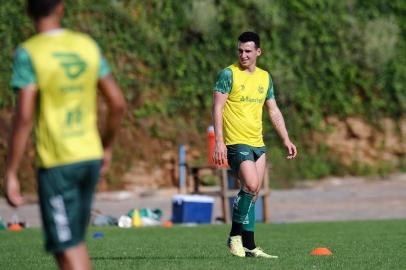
[
  {"left": 232, "top": 189, "right": 255, "bottom": 223},
  {"left": 242, "top": 201, "right": 256, "bottom": 232}
]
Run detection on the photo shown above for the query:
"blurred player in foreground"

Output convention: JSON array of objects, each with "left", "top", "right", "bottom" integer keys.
[{"left": 4, "top": 0, "right": 126, "bottom": 269}]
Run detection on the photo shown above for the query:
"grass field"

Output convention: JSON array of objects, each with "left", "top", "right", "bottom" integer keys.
[{"left": 1, "top": 219, "right": 405, "bottom": 270}]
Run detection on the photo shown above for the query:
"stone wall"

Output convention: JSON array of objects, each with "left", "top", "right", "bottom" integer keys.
[
  {"left": 122, "top": 147, "right": 203, "bottom": 190},
  {"left": 313, "top": 117, "right": 406, "bottom": 167},
  {"left": 121, "top": 117, "right": 406, "bottom": 189}
]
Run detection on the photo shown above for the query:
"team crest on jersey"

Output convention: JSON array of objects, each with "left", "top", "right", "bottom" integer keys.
[
  {"left": 52, "top": 52, "right": 87, "bottom": 79},
  {"left": 258, "top": 85, "right": 264, "bottom": 94},
  {"left": 238, "top": 84, "right": 245, "bottom": 91}
]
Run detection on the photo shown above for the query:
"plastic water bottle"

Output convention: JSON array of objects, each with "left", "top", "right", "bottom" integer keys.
[{"left": 0, "top": 216, "right": 6, "bottom": 230}]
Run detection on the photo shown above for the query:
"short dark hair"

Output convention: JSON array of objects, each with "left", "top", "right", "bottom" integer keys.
[
  {"left": 27, "top": 0, "right": 62, "bottom": 20},
  {"left": 238, "top": 32, "right": 260, "bottom": 48}
]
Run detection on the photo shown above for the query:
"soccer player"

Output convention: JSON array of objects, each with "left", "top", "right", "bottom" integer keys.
[
  {"left": 212, "top": 32, "right": 297, "bottom": 258},
  {"left": 4, "top": 0, "right": 126, "bottom": 269}
]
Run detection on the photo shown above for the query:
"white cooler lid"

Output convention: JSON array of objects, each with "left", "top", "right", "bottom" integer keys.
[{"left": 172, "top": 194, "right": 215, "bottom": 203}]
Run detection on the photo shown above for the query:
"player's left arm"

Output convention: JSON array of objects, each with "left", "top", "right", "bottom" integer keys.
[
  {"left": 265, "top": 98, "right": 297, "bottom": 159},
  {"left": 5, "top": 85, "right": 38, "bottom": 207}
]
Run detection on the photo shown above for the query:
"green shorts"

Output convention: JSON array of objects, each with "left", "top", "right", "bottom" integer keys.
[
  {"left": 37, "top": 159, "right": 102, "bottom": 253},
  {"left": 227, "top": 144, "right": 267, "bottom": 175}
]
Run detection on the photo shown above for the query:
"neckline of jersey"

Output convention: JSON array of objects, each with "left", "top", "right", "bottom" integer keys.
[
  {"left": 235, "top": 63, "right": 257, "bottom": 75},
  {"left": 41, "top": 28, "right": 66, "bottom": 36}
]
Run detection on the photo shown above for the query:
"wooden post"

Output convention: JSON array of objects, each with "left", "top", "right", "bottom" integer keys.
[
  {"left": 220, "top": 168, "right": 230, "bottom": 224},
  {"left": 192, "top": 167, "right": 200, "bottom": 194}
]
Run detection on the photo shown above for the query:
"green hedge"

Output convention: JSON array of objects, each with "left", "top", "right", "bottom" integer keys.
[{"left": 1, "top": 0, "right": 405, "bottom": 182}]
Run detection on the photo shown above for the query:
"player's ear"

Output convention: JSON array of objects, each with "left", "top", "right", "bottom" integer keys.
[{"left": 256, "top": 48, "right": 262, "bottom": 56}]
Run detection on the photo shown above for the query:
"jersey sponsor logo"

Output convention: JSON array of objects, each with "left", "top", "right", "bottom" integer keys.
[
  {"left": 52, "top": 52, "right": 87, "bottom": 79},
  {"left": 239, "top": 96, "right": 263, "bottom": 104},
  {"left": 61, "top": 85, "right": 84, "bottom": 93},
  {"left": 239, "top": 151, "right": 249, "bottom": 155}
]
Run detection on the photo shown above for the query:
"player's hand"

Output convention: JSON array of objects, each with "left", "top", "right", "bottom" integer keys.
[
  {"left": 100, "top": 146, "right": 113, "bottom": 177},
  {"left": 213, "top": 141, "right": 227, "bottom": 166},
  {"left": 4, "top": 171, "right": 25, "bottom": 207},
  {"left": 284, "top": 139, "right": 297, "bottom": 160}
]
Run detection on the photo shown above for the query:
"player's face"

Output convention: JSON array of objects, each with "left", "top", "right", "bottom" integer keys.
[{"left": 237, "top": 41, "right": 261, "bottom": 70}]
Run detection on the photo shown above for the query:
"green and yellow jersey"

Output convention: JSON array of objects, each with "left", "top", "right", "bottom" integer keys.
[
  {"left": 11, "top": 29, "right": 110, "bottom": 168},
  {"left": 213, "top": 63, "right": 275, "bottom": 147}
]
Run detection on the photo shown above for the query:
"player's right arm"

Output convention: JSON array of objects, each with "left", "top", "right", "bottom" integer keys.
[
  {"left": 5, "top": 47, "right": 38, "bottom": 207},
  {"left": 212, "top": 68, "right": 232, "bottom": 165},
  {"left": 212, "top": 91, "right": 228, "bottom": 165},
  {"left": 5, "top": 86, "right": 38, "bottom": 207},
  {"left": 97, "top": 74, "right": 126, "bottom": 176}
]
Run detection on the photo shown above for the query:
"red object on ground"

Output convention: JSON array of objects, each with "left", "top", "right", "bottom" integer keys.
[
  {"left": 8, "top": 223, "right": 23, "bottom": 231},
  {"left": 310, "top": 247, "right": 333, "bottom": 256},
  {"left": 207, "top": 126, "right": 228, "bottom": 167},
  {"left": 162, "top": 220, "right": 173, "bottom": 227}
]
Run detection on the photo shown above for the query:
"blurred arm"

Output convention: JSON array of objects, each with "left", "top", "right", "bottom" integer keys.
[
  {"left": 97, "top": 74, "right": 126, "bottom": 174},
  {"left": 5, "top": 85, "right": 38, "bottom": 207}
]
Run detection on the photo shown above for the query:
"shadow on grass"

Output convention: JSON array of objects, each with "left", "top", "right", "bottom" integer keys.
[{"left": 92, "top": 256, "right": 225, "bottom": 261}]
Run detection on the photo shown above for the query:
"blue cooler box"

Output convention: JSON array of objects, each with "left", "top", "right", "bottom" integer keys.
[{"left": 172, "top": 195, "right": 214, "bottom": 224}]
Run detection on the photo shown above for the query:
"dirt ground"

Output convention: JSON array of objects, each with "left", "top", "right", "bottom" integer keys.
[{"left": 1, "top": 173, "right": 405, "bottom": 227}]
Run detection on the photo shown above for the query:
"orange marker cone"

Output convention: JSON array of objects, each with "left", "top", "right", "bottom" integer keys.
[
  {"left": 8, "top": 223, "right": 23, "bottom": 231},
  {"left": 310, "top": 247, "right": 333, "bottom": 256},
  {"left": 162, "top": 220, "right": 173, "bottom": 228}
]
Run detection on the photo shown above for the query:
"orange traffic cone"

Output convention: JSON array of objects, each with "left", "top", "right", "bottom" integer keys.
[
  {"left": 162, "top": 220, "right": 173, "bottom": 228},
  {"left": 8, "top": 223, "right": 23, "bottom": 231},
  {"left": 310, "top": 247, "right": 333, "bottom": 256}
]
